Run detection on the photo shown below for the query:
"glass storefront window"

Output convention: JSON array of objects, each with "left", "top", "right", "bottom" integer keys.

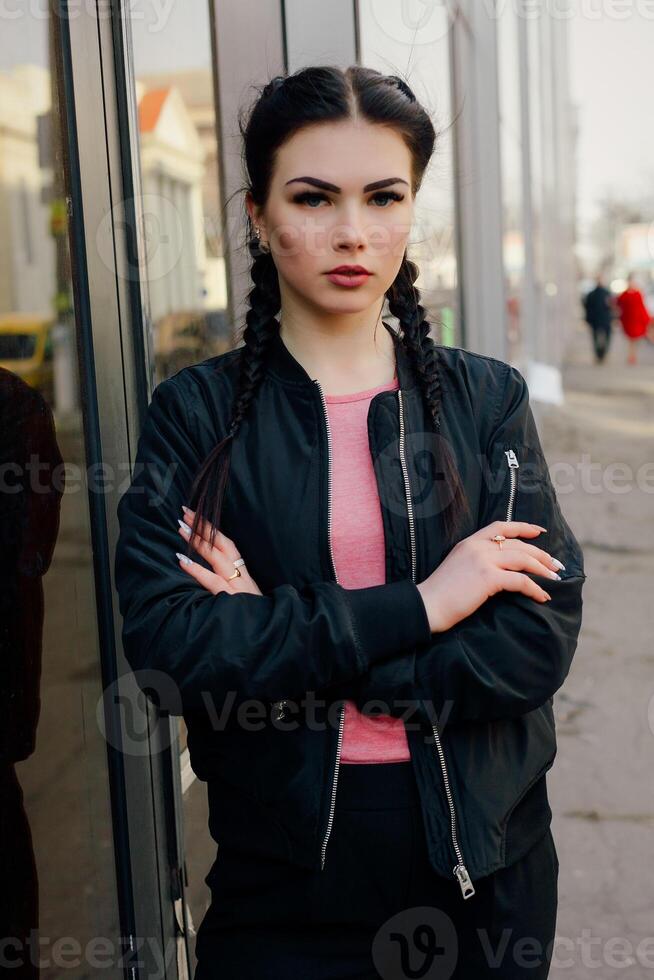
[
  {"left": 527, "top": 15, "right": 545, "bottom": 343},
  {"left": 0, "top": 10, "right": 121, "bottom": 976},
  {"left": 130, "top": 3, "right": 231, "bottom": 386},
  {"left": 357, "top": 2, "right": 460, "bottom": 345},
  {"left": 128, "top": 2, "right": 231, "bottom": 956},
  {"left": 498, "top": 2, "right": 525, "bottom": 362}
]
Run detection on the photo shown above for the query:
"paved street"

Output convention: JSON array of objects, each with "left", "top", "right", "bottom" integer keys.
[{"left": 537, "top": 319, "right": 654, "bottom": 978}]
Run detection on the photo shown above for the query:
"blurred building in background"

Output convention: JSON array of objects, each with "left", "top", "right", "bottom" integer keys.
[{"left": 0, "top": 2, "right": 579, "bottom": 977}]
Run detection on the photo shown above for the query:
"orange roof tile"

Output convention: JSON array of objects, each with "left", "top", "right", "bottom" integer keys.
[{"left": 138, "top": 87, "right": 170, "bottom": 133}]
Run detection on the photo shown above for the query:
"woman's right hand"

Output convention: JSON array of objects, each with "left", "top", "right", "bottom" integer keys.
[{"left": 416, "top": 521, "right": 566, "bottom": 634}]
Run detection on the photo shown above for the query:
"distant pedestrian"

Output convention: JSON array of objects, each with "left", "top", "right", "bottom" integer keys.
[
  {"left": 582, "top": 273, "right": 614, "bottom": 363},
  {"left": 616, "top": 272, "right": 652, "bottom": 365}
]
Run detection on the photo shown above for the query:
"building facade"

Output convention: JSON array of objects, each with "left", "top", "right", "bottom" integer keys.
[{"left": 0, "top": 2, "right": 576, "bottom": 976}]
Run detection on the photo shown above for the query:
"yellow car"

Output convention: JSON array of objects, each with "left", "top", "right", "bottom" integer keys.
[{"left": 0, "top": 313, "right": 55, "bottom": 401}]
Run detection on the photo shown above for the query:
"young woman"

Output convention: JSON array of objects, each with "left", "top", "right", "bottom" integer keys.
[
  {"left": 115, "top": 66, "right": 585, "bottom": 979},
  {"left": 616, "top": 272, "right": 652, "bottom": 365}
]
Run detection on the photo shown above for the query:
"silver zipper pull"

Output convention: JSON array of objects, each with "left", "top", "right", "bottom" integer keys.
[
  {"left": 272, "top": 700, "right": 288, "bottom": 721},
  {"left": 505, "top": 449, "right": 519, "bottom": 468},
  {"left": 453, "top": 863, "right": 476, "bottom": 899}
]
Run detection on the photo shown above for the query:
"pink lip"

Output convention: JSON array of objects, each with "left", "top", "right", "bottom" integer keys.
[
  {"left": 326, "top": 265, "right": 371, "bottom": 275},
  {"left": 325, "top": 270, "right": 372, "bottom": 288}
]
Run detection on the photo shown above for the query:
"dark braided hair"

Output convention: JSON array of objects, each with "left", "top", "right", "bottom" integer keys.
[
  {"left": 386, "top": 254, "right": 470, "bottom": 538},
  {"left": 184, "top": 64, "right": 469, "bottom": 556}
]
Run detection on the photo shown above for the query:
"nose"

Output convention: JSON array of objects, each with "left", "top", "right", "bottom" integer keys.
[
  {"left": 333, "top": 226, "right": 367, "bottom": 255},
  {"left": 331, "top": 205, "right": 367, "bottom": 252}
]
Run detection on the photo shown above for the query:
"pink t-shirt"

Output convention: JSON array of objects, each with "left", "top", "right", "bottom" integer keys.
[{"left": 324, "top": 372, "right": 411, "bottom": 764}]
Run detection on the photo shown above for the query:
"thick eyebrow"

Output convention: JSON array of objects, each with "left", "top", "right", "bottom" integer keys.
[{"left": 285, "top": 176, "right": 409, "bottom": 193}]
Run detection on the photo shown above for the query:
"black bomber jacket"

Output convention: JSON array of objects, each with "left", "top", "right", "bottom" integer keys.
[{"left": 114, "top": 321, "right": 585, "bottom": 901}]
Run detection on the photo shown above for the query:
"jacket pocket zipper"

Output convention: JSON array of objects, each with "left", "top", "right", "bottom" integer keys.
[
  {"left": 271, "top": 700, "right": 289, "bottom": 721},
  {"left": 397, "top": 390, "right": 475, "bottom": 900},
  {"left": 505, "top": 449, "right": 519, "bottom": 521}
]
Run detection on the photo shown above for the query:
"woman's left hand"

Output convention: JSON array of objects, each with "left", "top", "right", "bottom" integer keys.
[{"left": 176, "top": 506, "right": 263, "bottom": 596}]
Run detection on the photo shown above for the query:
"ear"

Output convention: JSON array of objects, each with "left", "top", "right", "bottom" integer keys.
[{"left": 245, "top": 192, "right": 263, "bottom": 232}]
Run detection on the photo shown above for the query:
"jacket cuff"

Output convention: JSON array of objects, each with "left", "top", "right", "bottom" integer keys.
[{"left": 342, "top": 579, "right": 432, "bottom": 668}]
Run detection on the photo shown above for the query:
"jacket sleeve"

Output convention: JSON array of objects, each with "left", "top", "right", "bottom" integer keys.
[
  {"left": 353, "top": 363, "right": 586, "bottom": 726},
  {"left": 114, "top": 375, "right": 431, "bottom": 715}
]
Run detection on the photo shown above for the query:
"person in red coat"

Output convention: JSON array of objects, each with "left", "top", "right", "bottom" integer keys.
[{"left": 616, "top": 272, "right": 652, "bottom": 364}]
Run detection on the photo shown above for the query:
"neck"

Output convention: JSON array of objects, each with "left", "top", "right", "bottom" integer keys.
[{"left": 278, "top": 315, "right": 397, "bottom": 396}]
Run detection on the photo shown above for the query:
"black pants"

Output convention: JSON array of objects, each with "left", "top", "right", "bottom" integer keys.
[
  {"left": 589, "top": 323, "right": 612, "bottom": 361},
  {"left": 194, "top": 761, "right": 558, "bottom": 979}
]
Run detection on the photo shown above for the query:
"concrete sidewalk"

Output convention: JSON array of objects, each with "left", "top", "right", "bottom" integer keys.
[{"left": 536, "top": 320, "right": 654, "bottom": 978}]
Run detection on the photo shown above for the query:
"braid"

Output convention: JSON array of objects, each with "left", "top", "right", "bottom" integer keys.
[
  {"left": 387, "top": 257, "right": 443, "bottom": 430},
  {"left": 185, "top": 239, "right": 280, "bottom": 553},
  {"left": 230, "top": 242, "right": 281, "bottom": 434},
  {"left": 387, "top": 256, "right": 470, "bottom": 543}
]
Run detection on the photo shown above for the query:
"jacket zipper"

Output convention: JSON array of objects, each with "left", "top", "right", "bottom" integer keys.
[
  {"left": 397, "top": 389, "right": 476, "bottom": 900},
  {"left": 278, "top": 398, "right": 517, "bottom": 876},
  {"left": 314, "top": 378, "right": 345, "bottom": 872},
  {"left": 504, "top": 449, "right": 519, "bottom": 520}
]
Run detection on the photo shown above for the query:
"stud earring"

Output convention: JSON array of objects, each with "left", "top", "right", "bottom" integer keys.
[{"left": 253, "top": 224, "right": 270, "bottom": 253}]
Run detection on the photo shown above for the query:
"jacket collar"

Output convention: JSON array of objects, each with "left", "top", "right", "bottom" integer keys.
[{"left": 266, "top": 319, "right": 417, "bottom": 393}]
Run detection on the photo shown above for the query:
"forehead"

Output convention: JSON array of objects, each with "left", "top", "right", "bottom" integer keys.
[{"left": 273, "top": 119, "right": 413, "bottom": 188}]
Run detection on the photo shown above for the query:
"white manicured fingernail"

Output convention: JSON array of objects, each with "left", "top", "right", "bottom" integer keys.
[
  {"left": 551, "top": 558, "right": 565, "bottom": 570},
  {"left": 549, "top": 570, "right": 561, "bottom": 580},
  {"left": 178, "top": 519, "right": 191, "bottom": 534},
  {"left": 175, "top": 551, "right": 192, "bottom": 565}
]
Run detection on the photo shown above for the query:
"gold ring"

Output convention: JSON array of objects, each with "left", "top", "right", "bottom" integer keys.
[
  {"left": 227, "top": 557, "right": 246, "bottom": 581},
  {"left": 491, "top": 534, "right": 506, "bottom": 551}
]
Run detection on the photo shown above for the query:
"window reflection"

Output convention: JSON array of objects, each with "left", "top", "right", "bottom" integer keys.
[
  {"left": 129, "top": 3, "right": 230, "bottom": 959},
  {"left": 358, "top": 4, "right": 460, "bottom": 345},
  {"left": 0, "top": 8, "right": 119, "bottom": 977},
  {"left": 131, "top": 7, "right": 231, "bottom": 386}
]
